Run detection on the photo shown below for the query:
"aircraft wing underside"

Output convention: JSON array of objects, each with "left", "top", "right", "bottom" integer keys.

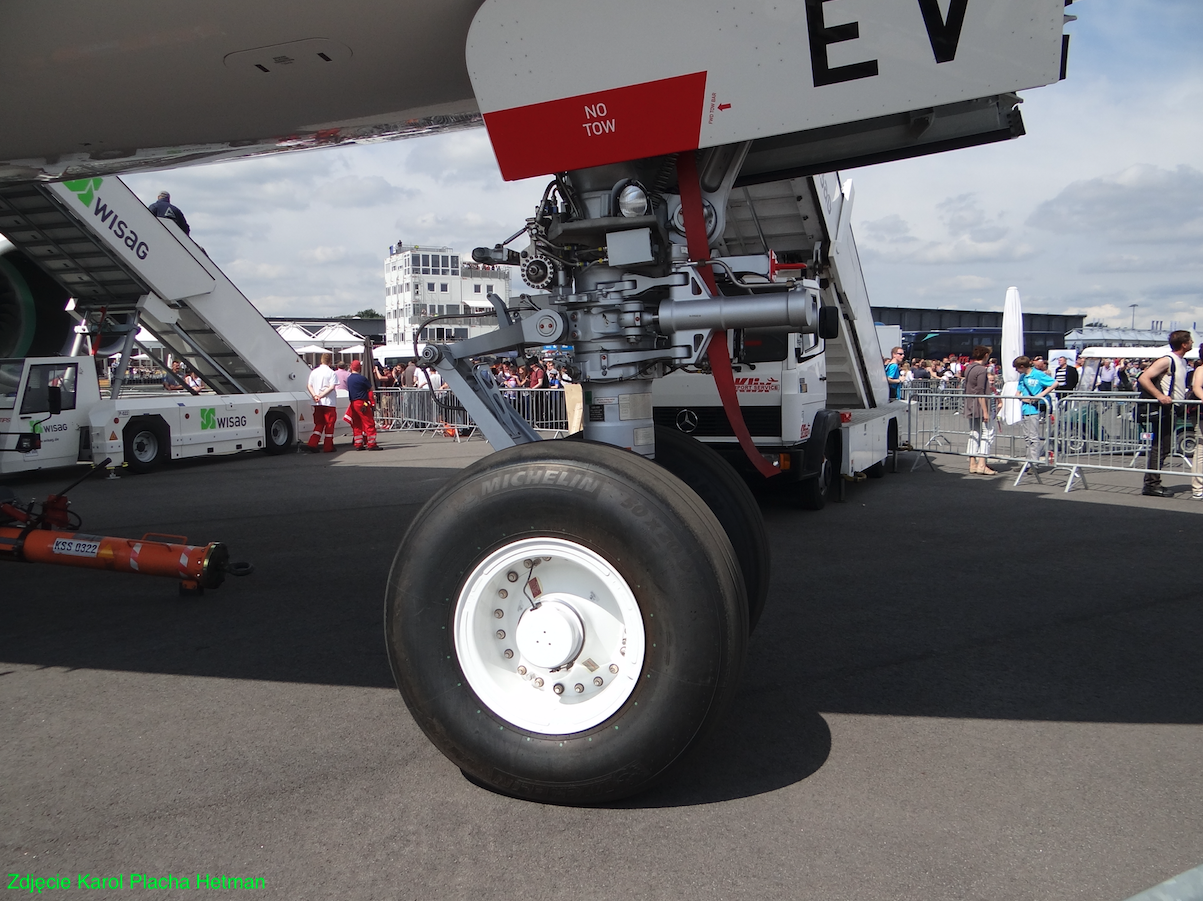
[{"left": 0, "top": 0, "right": 488, "bottom": 184}]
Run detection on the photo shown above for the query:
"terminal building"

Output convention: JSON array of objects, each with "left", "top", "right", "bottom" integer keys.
[
  {"left": 383, "top": 243, "right": 511, "bottom": 347},
  {"left": 871, "top": 306, "right": 1085, "bottom": 360}
]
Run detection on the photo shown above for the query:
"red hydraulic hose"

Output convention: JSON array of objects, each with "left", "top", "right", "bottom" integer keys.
[{"left": 675, "top": 152, "right": 779, "bottom": 479}]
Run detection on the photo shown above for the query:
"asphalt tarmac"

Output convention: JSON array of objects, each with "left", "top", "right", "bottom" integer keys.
[{"left": 2, "top": 437, "right": 1201, "bottom": 901}]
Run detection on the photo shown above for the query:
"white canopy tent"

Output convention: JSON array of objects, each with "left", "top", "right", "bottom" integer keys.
[
  {"left": 311, "top": 323, "right": 366, "bottom": 349},
  {"left": 275, "top": 323, "right": 315, "bottom": 342},
  {"left": 1080, "top": 346, "right": 1199, "bottom": 361}
]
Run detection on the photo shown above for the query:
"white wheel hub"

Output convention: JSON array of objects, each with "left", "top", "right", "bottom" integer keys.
[
  {"left": 514, "top": 599, "right": 585, "bottom": 669},
  {"left": 453, "top": 537, "right": 646, "bottom": 735}
]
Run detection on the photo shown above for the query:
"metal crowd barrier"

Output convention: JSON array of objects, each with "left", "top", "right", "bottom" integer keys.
[
  {"left": 900, "top": 386, "right": 1203, "bottom": 493},
  {"left": 1052, "top": 394, "right": 1201, "bottom": 492},
  {"left": 903, "top": 387, "right": 1046, "bottom": 469},
  {"left": 373, "top": 386, "right": 570, "bottom": 439}
]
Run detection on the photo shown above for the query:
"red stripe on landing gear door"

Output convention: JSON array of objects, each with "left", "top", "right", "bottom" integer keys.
[{"left": 483, "top": 72, "right": 708, "bottom": 181}]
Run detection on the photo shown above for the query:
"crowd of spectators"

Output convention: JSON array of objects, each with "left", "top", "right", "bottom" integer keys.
[
  {"left": 891, "top": 352, "right": 1201, "bottom": 393},
  {"left": 372, "top": 357, "right": 572, "bottom": 391}
]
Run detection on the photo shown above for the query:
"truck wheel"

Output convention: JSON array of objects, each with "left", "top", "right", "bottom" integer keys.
[
  {"left": 124, "top": 419, "right": 168, "bottom": 473},
  {"left": 385, "top": 439, "right": 748, "bottom": 804},
  {"left": 652, "top": 425, "right": 771, "bottom": 632},
  {"left": 795, "top": 433, "right": 838, "bottom": 510},
  {"left": 263, "top": 411, "right": 293, "bottom": 455}
]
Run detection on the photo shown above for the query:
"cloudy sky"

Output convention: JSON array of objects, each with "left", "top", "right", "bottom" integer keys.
[{"left": 125, "top": 0, "right": 1202, "bottom": 331}]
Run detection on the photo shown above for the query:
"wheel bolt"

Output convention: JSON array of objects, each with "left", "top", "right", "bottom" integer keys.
[
  {"left": 498, "top": 589, "right": 508, "bottom": 599},
  {"left": 609, "top": 664, "right": 619, "bottom": 674},
  {"left": 496, "top": 630, "right": 505, "bottom": 639},
  {"left": 619, "top": 647, "right": 626, "bottom": 656},
  {"left": 535, "top": 677, "right": 545, "bottom": 688},
  {"left": 493, "top": 608, "right": 504, "bottom": 618},
  {"left": 507, "top": 571, "right": 519, "bottom": 583},
  {"left": 574, "top": 683, "right": 584, "bottom": 693},
  {"left": 523, "top": 559, "right": 534, "bottom": 569},
  {"left": 504, "top": 649, "right": 514, "bottom": 659},
  {"left": 552, "top": 683, "right": 564, "bottom": 694},
  {"left": 517, "top": 666, "right": 527, "bottom": 675},
  {"left": 593, "top": 677, "right": 604, "bottom": 686}
]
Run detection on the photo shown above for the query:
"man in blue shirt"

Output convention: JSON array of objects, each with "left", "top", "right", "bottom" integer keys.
[
  {"left": 345, "top": 360, "right": 380, "bottom": 450},
  {"left": 884, "top": 347, "right": 904, "bottom": 399},
  {"left": 1014, "top": 355, "right": 1056, "bottom": 465}
]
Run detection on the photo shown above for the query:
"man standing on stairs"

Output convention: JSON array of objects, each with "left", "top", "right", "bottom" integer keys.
[
  {"left": 307, "top": 353, "right": 338, "bottom": 453},
  {"left": 147, "top": 191, "right": 190, "bottom": 236}
]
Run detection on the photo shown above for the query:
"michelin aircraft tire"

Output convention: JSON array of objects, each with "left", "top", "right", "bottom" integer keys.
[
  {"left": 385, "top": 439, "right": 748, "bottom": 804},
  {"left": 652, "top": 425, "right": 771, "bottom": 632}
]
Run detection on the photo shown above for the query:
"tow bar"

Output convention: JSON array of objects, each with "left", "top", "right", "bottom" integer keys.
[{"left": 0, "top": 458, "right": 254, "bottom": 595}]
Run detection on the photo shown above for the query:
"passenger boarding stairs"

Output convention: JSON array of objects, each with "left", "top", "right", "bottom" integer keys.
[
  {"left": 0, "top": 177, "right": 308, "bottom": 396},
  {"left": 719, "top": 174, "right": 891, "bottom": 410}
]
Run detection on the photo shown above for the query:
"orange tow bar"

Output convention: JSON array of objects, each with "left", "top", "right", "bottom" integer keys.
[{"left": 0, "top": 458, "right": 253, "bottom": 594}]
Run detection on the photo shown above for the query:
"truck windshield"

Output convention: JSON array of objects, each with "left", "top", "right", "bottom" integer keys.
[
  {"left": 0, "top": 361, "right": 22, "bottom": 410},
  {"left": 741, "top": 329, "right": 789, "bottom": 364}
]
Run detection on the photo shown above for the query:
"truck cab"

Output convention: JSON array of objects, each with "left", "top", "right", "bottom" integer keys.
[{"left": 0, "top": 356, "right": 98, "bottom": 475}]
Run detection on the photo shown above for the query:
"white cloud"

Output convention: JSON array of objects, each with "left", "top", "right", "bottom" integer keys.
[
  {"left": 300, "top": 246, "right": 348, "bottom": 264},
  {"left": 404, "top": 131, "right": 505, "bottom": 186},
  {"left": 1063, "top": 303, "right": 1125, "bottom": 326},
  {"left": 226, "top": 260, "right": 289, "bottom": 280},
  {"left": 1027, "top": 164, "right": 1203, "bottom": 243},
  {"left": 313, "top": 175, "right": 415, "bottom": 208},
  {"left": 909, "top": 237, "right": 1038, "bottom": 265},
  {"left": 861, "top": 214, "right": 917, "bottom": 243},
  {"left": 938, "top": 275, "right": 994, "bottom": 292}
]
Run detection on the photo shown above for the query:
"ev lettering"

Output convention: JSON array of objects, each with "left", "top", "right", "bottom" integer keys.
[
  {"left": 582, "top": 101, "right": 616, "bottom": 138},
  {"left": 917, "top": 0, "right": 969, "bottom": 63},
  {"left": 806, "top": 0, "right": 970, "bottom": 88}
]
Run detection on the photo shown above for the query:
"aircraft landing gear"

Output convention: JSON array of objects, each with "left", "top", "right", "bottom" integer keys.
[{"left": 385, "top": 439, "right": 748, "bottom": 804}]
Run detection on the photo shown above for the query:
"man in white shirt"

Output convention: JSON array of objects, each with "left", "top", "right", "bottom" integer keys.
[{"left": 306, "top": 353, "right": 338, "bottom": 452}]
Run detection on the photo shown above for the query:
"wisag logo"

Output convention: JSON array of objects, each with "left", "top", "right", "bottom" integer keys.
[
  {"left": 62, "top": 177, "right": 151, "bottom": 261},
  {"left": 200, "top": 408, "right": 247, "bottom": 430}
]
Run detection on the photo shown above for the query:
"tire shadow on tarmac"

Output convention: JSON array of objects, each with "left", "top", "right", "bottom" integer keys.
[{"left": 609, "top": 694, "right": 833, "bottom": 808}]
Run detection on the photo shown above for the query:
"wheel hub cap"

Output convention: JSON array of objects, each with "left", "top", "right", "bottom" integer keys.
[
  {"left": 452, "top": 537, "right": 646, "bottom": 734},
  {"left": 515, "top": 598, "right": 585, "bottom": 669}
]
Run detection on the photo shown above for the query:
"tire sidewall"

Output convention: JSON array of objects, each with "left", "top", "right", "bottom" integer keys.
[{"left": 652, "top": 425, "right": 771, "bottom": 631}]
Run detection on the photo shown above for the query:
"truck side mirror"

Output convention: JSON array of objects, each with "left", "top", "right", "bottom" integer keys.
[
  {"left": 818, "top": 306, "right": 840, "bottom": 340},
  {"left": 47, "top": 385, "right": 62, "bottom": 415}
]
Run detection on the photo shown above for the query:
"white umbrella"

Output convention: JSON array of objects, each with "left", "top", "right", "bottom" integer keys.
[
  {"left": 294, "top": 344, "right": 332, "bottom": 355},
  {"left": 999, "top": 286, "right": 1025, "bottom": 425}
]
